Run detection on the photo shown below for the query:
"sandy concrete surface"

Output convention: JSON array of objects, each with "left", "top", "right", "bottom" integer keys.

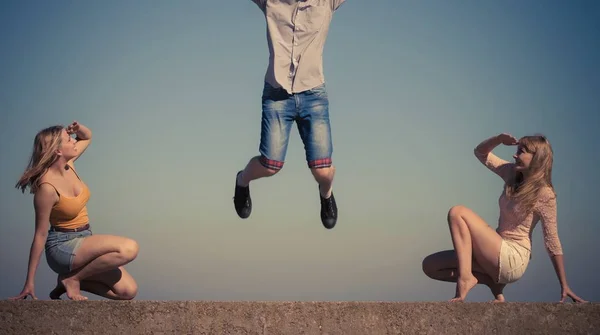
[{"left": 1, "top": 301, "right": 598, "bottom": 334}]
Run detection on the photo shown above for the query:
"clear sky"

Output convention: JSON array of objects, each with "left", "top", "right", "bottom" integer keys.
[{"left": 1, "top": 0, "right": 598, "bottom": 302}]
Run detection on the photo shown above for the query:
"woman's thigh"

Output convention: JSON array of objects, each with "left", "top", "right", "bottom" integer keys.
[
  {"left": 423, "top": 250, "right": 487, "bottom": 275},
  {"left": 450, "top": 205, "right": 503, "bottom": 278},
  {"left": 71, "top": 234, "right": 138, "bottom": 270}
]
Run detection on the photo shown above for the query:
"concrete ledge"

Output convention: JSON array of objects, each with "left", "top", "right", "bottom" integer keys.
[{"left": 1, "top": 301, "right": 598, "bottom": 334}]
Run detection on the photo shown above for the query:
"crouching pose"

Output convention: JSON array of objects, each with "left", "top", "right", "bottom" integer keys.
[
  {"left": 10, "top": 121, "right": 139, "bottom": 301},
  {"left": 422, "top": 133, "right": 586, "bottom": 303}
]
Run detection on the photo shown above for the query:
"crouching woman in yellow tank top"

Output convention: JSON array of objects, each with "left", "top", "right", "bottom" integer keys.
[{"left": 10, "top": 121, "right": 139, "bottom": 301}]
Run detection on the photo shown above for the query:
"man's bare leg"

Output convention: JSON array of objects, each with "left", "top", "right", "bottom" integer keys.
[
  {"left": 234, "top": 156, "right": 280, "bottom": 219},
  {"left": 311, "top": 165, "right": 337, "bottom": 229}
]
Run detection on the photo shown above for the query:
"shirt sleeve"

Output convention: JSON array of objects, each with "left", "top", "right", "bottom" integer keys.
[
  {"left": 536, "top": 187, "right": 564, "bottom": 256},
  {"left": 331, "top": 0, "right": 346, "bottom": 11},
  {"left": 474, "top": 150, "right": 514, "bottom": 182}
]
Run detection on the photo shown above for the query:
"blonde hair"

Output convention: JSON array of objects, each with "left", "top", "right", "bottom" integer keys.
[
  {"left": 15, "top": 125, "right": 65, "bottom": 194},
  {"left": 504, "top": 134, "right": 555, "bottom": 213}
]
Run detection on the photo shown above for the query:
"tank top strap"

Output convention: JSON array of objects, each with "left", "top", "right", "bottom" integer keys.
[
  {"left": 67, "top": 162, "right": 83, "bottom": 181},
  {"left": 38, "top": 181, "right": 60, "bottom": 195}
]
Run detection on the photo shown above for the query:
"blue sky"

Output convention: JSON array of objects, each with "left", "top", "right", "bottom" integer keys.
[{"left": 1, "top": 0, "right": 598, "bottom": 302}]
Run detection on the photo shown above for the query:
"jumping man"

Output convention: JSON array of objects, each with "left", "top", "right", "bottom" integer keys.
[{"left": 234, "top": 0, "right": 346, "bottom": 229}]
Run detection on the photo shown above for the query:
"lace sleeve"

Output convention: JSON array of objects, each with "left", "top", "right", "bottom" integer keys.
[
  {"left": 536, "top": 188, "right": 563, "bottom": 256},
  {"left": 474, "top": 151, "right": 514, "bottom": 182}
]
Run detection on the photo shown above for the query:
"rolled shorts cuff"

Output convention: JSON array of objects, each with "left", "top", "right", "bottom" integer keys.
[
  {"left": 259, "top": 155, "right": 284, "bottom": 170},
  {"left": 308, "top": 158, "right": 332, "bottom": 169}
]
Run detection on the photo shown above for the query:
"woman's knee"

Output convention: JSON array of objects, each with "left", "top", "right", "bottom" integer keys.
[
  {"left": 119, "top": 238, "right": 139, "bottom": 262},
  {"left": 447, "top": 205, "right": 468, "bottom": 222},
  {"left": 116, "top": 279, "right": 138, "bottom": 300}
]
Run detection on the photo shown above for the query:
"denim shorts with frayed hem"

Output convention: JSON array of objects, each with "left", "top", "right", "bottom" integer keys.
[
  {"left": 258, "top": 82, "right": 333, "bottom": 170},
  {"left": 45, "top": 228, "right": 92, "bottom": 274}
]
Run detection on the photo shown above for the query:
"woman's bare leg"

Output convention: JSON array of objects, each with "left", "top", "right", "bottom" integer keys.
[
  {"left": 50, "top": 280, "right": 116, "bottom": 300},
  {"left": 422, "top": 250, "right": 506, "bottom": 302},
  {"left": 50, "top": 266, "right": 137, "bottom": 300},
  {"left": 58, "top": 235, "right": 139, "bottom": 300},
  {"left": 446, "top": 205, "right": 504, "bottom": 302}
]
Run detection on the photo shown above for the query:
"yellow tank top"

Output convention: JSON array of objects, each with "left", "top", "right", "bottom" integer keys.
[{"left": 40, "top": 169, "right": 91, "bottom": 229}]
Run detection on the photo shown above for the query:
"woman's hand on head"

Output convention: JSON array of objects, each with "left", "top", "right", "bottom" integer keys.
[
  {"left": 497, "top": 133, "right": 518, "bottom": 146},
  {"left": 66, "top": 121, "right": 80, "bottom": 135}
]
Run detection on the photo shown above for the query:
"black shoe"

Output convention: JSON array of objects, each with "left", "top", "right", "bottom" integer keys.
[
  {"left": 319, "top": 188, "right": 338, "bottom": 229},
  {"left": 234, "top": 171, "right": 252, "bottom": 219}
]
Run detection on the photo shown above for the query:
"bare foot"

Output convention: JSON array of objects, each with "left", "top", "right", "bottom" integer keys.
[
  {"left": 489, "top": 283, "right": 506, "bottom": 303},
  {"left": 60, "top": 275, "right": 88, "bottom": 301},
  {"left": 490, "top": 295, "right": 505, "bottom": 303},
  {"left": 449, "top": 275, "right": 478, "bottom": 302}
]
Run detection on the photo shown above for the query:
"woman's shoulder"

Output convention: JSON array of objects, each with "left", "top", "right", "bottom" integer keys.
[
  {"left": 36, "top": 171, "right": 59, "bottom": 195},
  {"left": 536, "top": 185, "right": 557, "bottom": 205},
  {"left": 34, "top": 180, "right": 59, "bottom": 207},
  {"left": 38, "top": 171, "right": 56, "bottom": 187}
]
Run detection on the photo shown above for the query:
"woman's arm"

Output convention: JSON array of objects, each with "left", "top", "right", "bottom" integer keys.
[
  {"left": 549, "top": 256, "right": 585, "bottom": 302},
  {"left": 537, "top": 188, "right": 586, "bottom": 303},
  {"left": 66, "top": 121, "right": 92, "bottom": 163},
  {"left": 9, "top": 184, "right": 55, "bottom": 300},
  {"left": 474, "top": 133, "right": 517, "bottom": 181}
]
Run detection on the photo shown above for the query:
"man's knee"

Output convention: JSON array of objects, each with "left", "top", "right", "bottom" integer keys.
[
  {"left": 308, "top": 157, "right": 333, "bottom": 170},
  {"left": 258, "top": 155, "right": 283, "bottom": 176},
  {"left": 310, "top": 164, "right": 335, "bottom": 181}
]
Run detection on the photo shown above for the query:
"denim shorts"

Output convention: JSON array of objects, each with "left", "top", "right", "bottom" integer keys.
[
  {"left": 45, "top": 228, "right": 92, "bottom": 274},
  {"left": 258, "top": 81, "right": 333, "bottom": 170}
]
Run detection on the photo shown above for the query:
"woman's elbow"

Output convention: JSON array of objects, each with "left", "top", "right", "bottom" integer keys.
[{"left": 33, "top": 229, "right": 48, "bottom": 242}]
